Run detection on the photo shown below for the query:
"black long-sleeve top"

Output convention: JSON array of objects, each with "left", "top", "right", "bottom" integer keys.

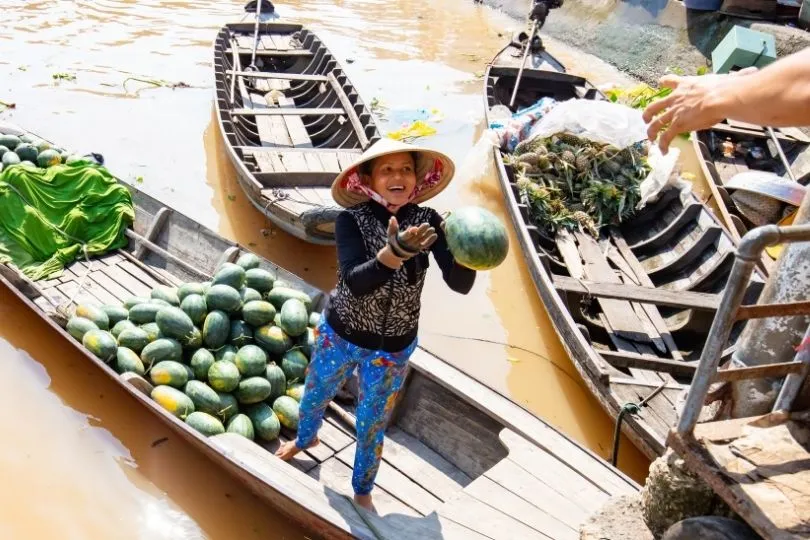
[
  {"left": 323, "top": 201, "right": 476, "bottom": 352},
  {"left": 336, "top": 205, "right": 476, "bottom": 297}
]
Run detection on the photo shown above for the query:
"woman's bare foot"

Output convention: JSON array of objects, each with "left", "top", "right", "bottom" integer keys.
[
  {"left": 274, "top": 437, "right": 319, "bottom": 461},
  {"left": 353, "top": 493, "right": 376, "bottom": 513}
]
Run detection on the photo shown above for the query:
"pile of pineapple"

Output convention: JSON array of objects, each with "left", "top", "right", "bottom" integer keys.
[{"left": 507, "top": 132, "right": 651, "bottom": 237}]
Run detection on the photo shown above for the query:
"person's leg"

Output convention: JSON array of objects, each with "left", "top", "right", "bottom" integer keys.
[
  {"left": 275, "top": 321, "right": 354, "bottom": 460},
  {"left": 351, "top": 340, "right": 417, "bottom": 511}
]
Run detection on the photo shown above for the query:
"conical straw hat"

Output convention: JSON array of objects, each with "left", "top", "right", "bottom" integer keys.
[{"left": 331, "top": 138, "right": 455, "bottom": 208}]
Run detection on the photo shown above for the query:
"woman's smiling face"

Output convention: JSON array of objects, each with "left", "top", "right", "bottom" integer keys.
[{"left": 365, "top": 152, "right": 417, "bottom": 207}]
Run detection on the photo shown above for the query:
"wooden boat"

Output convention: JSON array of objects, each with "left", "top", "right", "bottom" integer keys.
[
  {"left": 213, "top": 21, "right": 381, "bottom": 245},
  {"left": 484, "top": 43, "right": 767, "bottom": 460},
  {"left": 0, "top": 121, "right": 638, "bottom": 539},
  {"left": 692, "top": 121, "right": 810, "bottom": 271}
]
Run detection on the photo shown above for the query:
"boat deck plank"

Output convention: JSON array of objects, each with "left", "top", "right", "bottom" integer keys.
[
  {"left": 408, "top": 349, "right": 638, "bottom": 497},
  {"left": 99, "top": 264, "right": 152, "bottom": 298},
  {"left": 466, "top": 475, "right": 577, "bottom": 540},
  {"left": 437, "top": 490, "right": 549, "bottom": 540},
  {"left": 308, "top": 457, "right": 421, "bottom": 517},
  {"left": 669, "top": 413, "right": 810, "bottom": 540},
  {"left": 277, "top": 95, "right": 314, "bottom": 148},
  {"left": 384, "top": 427, "right": 472, "bottom": 502},
  {"left": 337, "top": 444, "right": 444, "bottom": 516}
]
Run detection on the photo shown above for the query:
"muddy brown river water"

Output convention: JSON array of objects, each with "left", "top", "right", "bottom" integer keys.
[{"left": 0, "top": 0, "right": 655, "bottom": 537}]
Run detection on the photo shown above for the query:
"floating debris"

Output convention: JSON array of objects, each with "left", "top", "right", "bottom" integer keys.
[
  {"left": 52, "top": 72, "right": 76, "bottom": 82},
  {"left": 387, "top": 120, "right": 437, "bottom": 143}
]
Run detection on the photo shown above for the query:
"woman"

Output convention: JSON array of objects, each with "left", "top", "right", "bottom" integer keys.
[{"left": 275, "top": 138, "right": 476, "bottom": 512}]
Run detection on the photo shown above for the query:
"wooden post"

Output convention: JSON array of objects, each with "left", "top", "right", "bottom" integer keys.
[{"left": 731, "top": 190, "right": 810, "bottom": 415}]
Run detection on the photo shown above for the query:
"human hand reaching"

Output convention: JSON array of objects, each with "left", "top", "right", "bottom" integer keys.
[
  {"left": 643, "top": 67, "right": 758, "bottom": 153},
  {"left": 377, "top": 217, "right": 437, "bottom": 269},
  {"left": 391, "top": 217, "right": 438, "bottom": 256}
]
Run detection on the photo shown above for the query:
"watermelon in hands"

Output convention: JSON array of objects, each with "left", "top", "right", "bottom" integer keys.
[{"left": 443, "top": 207, "right": 509, "bottom": 271}]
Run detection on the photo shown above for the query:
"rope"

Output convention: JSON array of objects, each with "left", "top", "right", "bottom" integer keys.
[
  {"left": 609, "top": 379, "right": 669, "bottom": 466},
  {"left": 611, "top": 402, "right": 640, "bottom": 466},
  {"left": 2, "top": 178, "right": 95, "bottom": 317}
]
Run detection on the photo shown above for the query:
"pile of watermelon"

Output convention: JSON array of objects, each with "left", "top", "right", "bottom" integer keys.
[
  {"left": 64, "top": 253, "right": 317, "bottom": 443},
  {"left": 0, "top": 131, "right": 93, "bottom": 172}
]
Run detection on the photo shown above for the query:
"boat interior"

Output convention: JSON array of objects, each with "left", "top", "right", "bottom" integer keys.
[
  {"left": 0, "top": 180, "right": 635, "bottom": 539},
  {"left": 214, "top": 22, "right": 379, "bottom": 189}
]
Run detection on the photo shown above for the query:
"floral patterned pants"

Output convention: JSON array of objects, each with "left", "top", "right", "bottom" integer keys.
[{"left": 295, "top": 319, "right": 417, "bottom": 495}]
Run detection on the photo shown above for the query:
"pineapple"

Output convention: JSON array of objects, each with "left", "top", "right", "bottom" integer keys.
[
  {"left": 561, "top": 150, "right": 576, "bottom": 166},
  {"left": 517, "top": 152, "right": 541, "bottom": 167},
  {"left": 556, "top": 132, "right": 582, "bottom": 146},
  {"left": 575, "top": 153, "right": 590, "bottom": 173}
]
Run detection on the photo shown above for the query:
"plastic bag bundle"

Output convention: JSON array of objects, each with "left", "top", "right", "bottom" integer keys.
[{"left": 488, "top": 97, "right": 558, "bottom": 153}]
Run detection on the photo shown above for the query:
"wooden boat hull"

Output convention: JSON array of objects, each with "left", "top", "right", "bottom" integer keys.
[
  {"left": 484, "top": 44, "right": 766, "bottom": 460},
  {"left": 691, "top": 121, "right": 810, "bottom": 273},
  {"left": 213, "top": 22, "right": 381, "bottom": 245},
  {"left": 1, "top": 122, "right": 638, "bottom": 539}
]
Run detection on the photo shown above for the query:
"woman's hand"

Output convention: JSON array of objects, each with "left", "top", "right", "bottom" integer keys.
[
  {"left": 643, "top": 67, "right": 758, "bottom": 153},
  {"left": 388, "top": 217, "right": 437, "bottom": 257}
]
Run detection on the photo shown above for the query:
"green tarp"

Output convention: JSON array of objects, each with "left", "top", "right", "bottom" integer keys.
[{"left": 0, "top": 163, "right": 134, "bottom": 281}]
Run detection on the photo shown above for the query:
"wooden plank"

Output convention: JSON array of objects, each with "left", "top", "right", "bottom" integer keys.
[
  {"left": 327, "top": 73, "right": 369, "bottom": 148},
  {"left": 256, "top": 92, "right": 295, "bottom": 147},
  {"left": 308, "top": 458, "right": 421, "bottom": 517},
  {"left": 336, "top": 444, "right": 442, "bottom": 516},
  {"left": 552, "top": 275, "right": 720, "bottom": 311},
  {"left": 134, "top": 207, "right": 171, "bottom": 260},
  {"left": 248, "top": 93, "right": 289, "bottom": 148},
  {"left": 303, "top": 152, "right": 324, "bottom": 172},
  {"left": 485, "top": 452, "right": 590, "bottom": 529},
  {"left": 89, "top": 270, "right": 135, "bottom": 304},
  {"left": 317, "top": 413, "right": 355, "bottom": 453},
  {"left": 280, "top": 428, "right": 334, "bottom": 463},
  {"left": 408, "top": 350, "right": 639, "bottom": 497},
  {"left": 317, "top": 152, "right": 342, "bottom": 173},
  {"left": 97, "top": 253, "right": 124, "bottom": 266},
  {"left": 669, "top": 423, "right": 810, "bottom": 540},
  {"left": 225, "top": 48, "right": 313, "bottom": 57},
  {"left": 574, "top": 231, "right": 649, "bottom": 342},
  {"left": 56, "top": 280, "right": 109, "bottom": 308},
  {"left": 554, "top": 230, "right": 584, "bottom": 279},
  {"left": 279, "top": 151, "right": 310, "bottom": 172},
  {"left": 208, "top": 433, "right": 376, "bottom": 539},
  {"left": 692, "top": 412, "right": 785, "bottom": 443},
  {"left": 337, "top": 152, "right": 359, "bottom": 169},
  {"left": 610, "top": 383, "right": 675, "bottom": 441},
  {"left": 231, "top": 107, "right": 344, "bottom": 116},
  {"left": 599, "top": 350, "right": 697, "bottom": 377},
  {"left": 498, "top": 430, "right": 611, "bottom": 511},
  {"left": 383, "top": 427, "right": 471, "bottom": 502},
  {"left": 117, "top": 258, "right": 164, "bottom": 289},
  {"left": 276, "top": 95, "right": 313, "bottom": 148},
  {"left": 395, "top": 375, "right": 507, "bottom": 480},
  {"left": 713, "top": 361, "right": 804, "bottom": 382},
  {"left": 40, "top": 286, "right": 70, "bottom": 308},
  {"left": 253, "top": 151, "right": 276, "bottom": 173},
  {"left": 466, "top": 475, "right": 576, "bottom": 540},
  {"left": 258, "top": 435, "right": 319, "bottom": 474},
  {"left": 226, "top": 70, "right": 328, "bottom": 82},
  {"left": 270, "top": 34, "right": 291, "bottom": 51},
  {"left": 437, "top": 489, "right": 548, "bottom": 540}
]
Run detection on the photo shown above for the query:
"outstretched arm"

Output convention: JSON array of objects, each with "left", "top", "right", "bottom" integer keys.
[{"left": 644, "top": 47, "right": 810, "bottom": 152}]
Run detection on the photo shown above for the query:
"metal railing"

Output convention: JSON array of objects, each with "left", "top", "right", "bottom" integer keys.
[{"left": 676, "top": 223, "right": 810, "bottom": 436}]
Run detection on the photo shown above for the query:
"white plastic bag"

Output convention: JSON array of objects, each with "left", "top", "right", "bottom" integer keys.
[
  {"left": 528, "top": 99, "right": 648, "bottom": 149},
  {"left": 637, "top": 145, "right": 696, "bottom": 208},
  {"left": 456, "top": 129, "right": 500, "bottom": 185}
]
